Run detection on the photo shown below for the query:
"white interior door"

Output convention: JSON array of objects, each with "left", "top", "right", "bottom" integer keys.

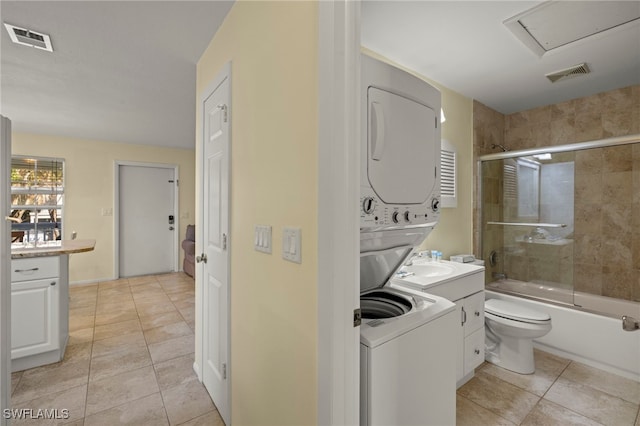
[
  {"left": 119, "top": 165, "right": 176, "bottom": 277},
  {"left": 0, "top": 116, "right": 12, "bottom": 425},
  {"left": 202, "top": 73, "right": 230, "bottom": 424}
]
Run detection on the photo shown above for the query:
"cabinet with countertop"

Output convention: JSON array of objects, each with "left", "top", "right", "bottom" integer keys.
[
  {"left": 391, "top": 259, "right": 486, "bottom": 388},
  {"left": 10, "top": 240, "right": 95, "bottom": 372}
]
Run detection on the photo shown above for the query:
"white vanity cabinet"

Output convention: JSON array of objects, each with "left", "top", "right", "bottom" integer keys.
[
  {"left": 10, "top": 255, "right": 70, "bottom": 372},
  {"left": 391, "top": 260, "right": 485, "bottom": 388},
  {"left": 453, "top": 290, "right": 485, "bottom": 387}
]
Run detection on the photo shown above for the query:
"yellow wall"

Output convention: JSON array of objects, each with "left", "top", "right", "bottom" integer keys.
[
  {"left": 12, "top": 133, "right": 196, "bottom": 283},
  {"left": 362, "top": 48, "right": 475, "bottom": 257},
  {"left": 196, "top": 2, "right": 318, "bottom": 424}
]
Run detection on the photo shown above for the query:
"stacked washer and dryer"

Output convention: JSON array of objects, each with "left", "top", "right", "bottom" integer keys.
[{"left": 359, "top": 55, "right": 457, "bottom": 426}]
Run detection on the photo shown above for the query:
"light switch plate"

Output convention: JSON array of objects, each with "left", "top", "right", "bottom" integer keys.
[
  {"left": 254, "top": 225, "right": 272, "bottom": 254},
  {"left": 282, "top": 227, "right": 301, "bottom": 263}
]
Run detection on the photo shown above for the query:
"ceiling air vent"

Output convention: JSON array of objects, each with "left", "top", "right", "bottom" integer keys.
[
  {"left": 545, "top": 63, "right": 590, "bottom": 83},
  {"left": 4, "top": 23, "right": 53, "bottom": 52}
]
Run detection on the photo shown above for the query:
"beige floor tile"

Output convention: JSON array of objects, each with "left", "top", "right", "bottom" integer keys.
[
  {"left": 139, "top": 311, "right": 185, "bottom": 331},
  {"left": 178, "top": 307, "right": 195, "bottom": 323},
  {"left": 85, "top": 365, "right": 159, "bottom": 416},
  {"left": 173, "top": 299, "right": 195, "bottom": 311},
  {"left": 161, "top": 379, "right": 214, "bottom": 425},
  {"left": 561, "top": 362, "right": 640, "bottom": 404},
  {"left": 177, "top": 410, "right": 225, "bottom": 426},
  {"left": 97, "top": 286, "right": 131, "bottom": 297},
  {"left": 456, "top": 395, "right": 516, "bottom": 426},
  {"left": 136, "top": 302, "right": 178, "bottom": 317},
  {"left": 95, "top": 300, "right": 136, "bottom": 314},
  {"left": 69, "top": 283, "right": 98, "bottom": 294},
  {"left": 545, "top": 376, "right": 638, "bottom": 425},
  {"left": 144, "top": 321, "right": 193, "bottom": 345},
  {"left": 93, "top": 318, "right": 142, "bottom": 341},
  {"left": 69, "top": 314, "right": 95, "bottom": 332},
  {"left": 130, "top": 281, "right": 163, "bottom": 292},
  {"left": 480, "top": 350, "right": 570, "bottom": 396},
  {"left": 69, "top": 305, "right": 97, "bottom": 317},
  {"left": 69, "top": 294, "right": 97, "bottom": 309},
  {"left": 635, "top": 409, "right": 639, "bottom": 426},
  {"left": 148, "top": 334, "right": 195, "bottom": 364},
  {"left": 94, "top": 310, "right": 139, "bottom": 326},
  {"left": 128, "top": 275, "right": 159, "bottom": 286},
  {"left": 97, "top": 279, "right": 129, "bottom": 289},
  {"left": 12, "top": 359, "right": 90, "bottom": 404},
  {"left": 84, "top": 392, "right": 168, "bottom": 426},
  {"left": 521, "top": 399, "right": 604, "bottom": 426},
  {"left": 90, "top": 345, "right": 152, "bottom": 382},
  {"left": 133, "top": 293, "right": 171, "bottom": 305},
  {"left": 153, "top": 353, "right": 197, "bottom": 391},
  {"left": 167, "top": 290, "right": 195, "bottom": 303},
  {"left": 68, "top": 327, "right": 94, "bottom": 346},
  {"left": 91, "top": 331, "right": 147, "bottom": 358},
  {"left": 12, "top": 384, "right": 87, "bottom": 425},
  {"left": 11, "top": 371, "right": 22, "bottom": 395},
  {"left": 61, "top": 342, "right": 92, "bottom": 364},
  {"left": 162, "top": 283, "right": 194, "bottom": 295},
  {"left": 457, "top": 371, "right": 540, "bottom": 424}
]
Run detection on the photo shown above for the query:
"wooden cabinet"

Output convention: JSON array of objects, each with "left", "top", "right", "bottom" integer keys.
[{"left": 11, "top": 255, "right": 69, "bottom": 372}]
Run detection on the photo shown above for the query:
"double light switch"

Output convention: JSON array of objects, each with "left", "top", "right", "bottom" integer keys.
[{"left": 254, "top": 225, "right": 272, "bottom": 253}]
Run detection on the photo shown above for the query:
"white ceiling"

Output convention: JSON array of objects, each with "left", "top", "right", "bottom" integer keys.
[
  {"left": 362, "top": 1, "right": 640, "bottom": 114},
  {"left": 0, "top": 1, "right": 233, "bottom": 150},
  {"left": 1, "top": 1, "right": 638, "bottom": 150}
]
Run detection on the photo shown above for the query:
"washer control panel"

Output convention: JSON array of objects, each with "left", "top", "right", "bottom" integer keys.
[{"left": 360, "top": 188, "right": 440, "bottom": 230}]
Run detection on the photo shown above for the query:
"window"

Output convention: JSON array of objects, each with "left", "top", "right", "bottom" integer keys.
[{"left": 10, "top": 156, "right": 64, "bottom": 245}]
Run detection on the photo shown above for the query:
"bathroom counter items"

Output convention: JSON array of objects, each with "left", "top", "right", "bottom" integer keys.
[
  {"left": 11, "top": 239, "right": 95, "bottom": 258},
  {"left": 10, "top": 241, "right": 95, "bottom": 372}
]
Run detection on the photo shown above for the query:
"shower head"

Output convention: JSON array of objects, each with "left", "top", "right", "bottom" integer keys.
[{"left": 491, "top": 143, "right": 509, "bottom": 152}]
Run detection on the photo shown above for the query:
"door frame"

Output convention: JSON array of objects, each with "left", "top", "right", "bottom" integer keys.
[
  {"left": 317, "top": 2, "right": 361, "bottom": 425},
  {"left": 1, "top": 116, "right": 12, "bottom": 425},
  {"left": 113, "top": 161, "right": 180, "bottom": 279},
  {"left": 194, "top": 61, "right": 232, "bottom": 423}
]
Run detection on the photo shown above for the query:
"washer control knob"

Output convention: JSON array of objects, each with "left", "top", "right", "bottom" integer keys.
[
  {"left": 404, "top": 211, "right": 411, "bottom": 222},
  {"left": 362, "top": 197, "right": 375, "bottom": 214},
  {"left": 391, "top": 211, "right": 400, "bottom": 223},
  {"left": 431, "top": 198, "right": 440, "bottom": 212}
]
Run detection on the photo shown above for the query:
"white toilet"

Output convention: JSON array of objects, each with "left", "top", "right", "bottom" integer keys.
[{"left": 484, "top": 299, "right": 552, "bottom": 374}]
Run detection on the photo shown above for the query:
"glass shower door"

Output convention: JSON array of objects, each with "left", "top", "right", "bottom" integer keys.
[{"left": 481, "top": 151, "right": 575, "bottom": 305}]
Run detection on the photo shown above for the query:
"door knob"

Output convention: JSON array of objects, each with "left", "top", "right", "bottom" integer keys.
[{"left": 196, "top": 253, "right": 207, "bottom": 263}]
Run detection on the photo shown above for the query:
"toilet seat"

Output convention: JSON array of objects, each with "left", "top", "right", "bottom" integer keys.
[{"left": 485, "top": 299, "right": 550, "bottom": 325}]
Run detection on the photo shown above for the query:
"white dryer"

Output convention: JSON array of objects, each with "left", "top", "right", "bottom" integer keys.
[{"left": 360, "top": 54, "right": 442, "bottom": 232}]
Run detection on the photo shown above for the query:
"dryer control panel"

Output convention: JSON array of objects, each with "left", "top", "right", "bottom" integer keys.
[{"left": 360, "top": 187, "right": 440, "bottom": 230}]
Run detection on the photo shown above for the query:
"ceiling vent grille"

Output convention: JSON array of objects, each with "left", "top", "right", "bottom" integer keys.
[
  {"left": 4, "top": 23, "right": 53, "bottom": 52},
  {"left": 545, "top": 63, "right": 590, "bottom": 83}
]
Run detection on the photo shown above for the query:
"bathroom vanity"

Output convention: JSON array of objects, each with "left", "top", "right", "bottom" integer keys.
[
  {"left": 391, "top": 260, "right": 485, "bottom": 388},
  {"left": 10, "top": 240, "right": 95, "bottom": 371}
]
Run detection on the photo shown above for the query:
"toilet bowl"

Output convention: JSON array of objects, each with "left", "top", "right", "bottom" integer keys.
[{"left": 484, "top": 298, "right": 552, "bottom": 374}]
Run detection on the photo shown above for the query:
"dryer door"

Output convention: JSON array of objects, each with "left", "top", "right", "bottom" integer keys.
[{"left": 367, "top": 87, "right": 438, "bottom": 205}]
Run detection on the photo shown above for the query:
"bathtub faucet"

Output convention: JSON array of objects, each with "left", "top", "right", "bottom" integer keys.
[{"left": 622, "top": 316, "right": 639, "bottom": 332}]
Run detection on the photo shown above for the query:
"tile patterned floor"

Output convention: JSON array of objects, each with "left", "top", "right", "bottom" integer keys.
[
  {"left": 457, "top": 349, "right": 640, "bottom": 426},
  {"left": 10, "top": 272, "right": 225, "bottom": 426},
  {"left": 11, "top": 273, "right": 640, "bottom": 425}
]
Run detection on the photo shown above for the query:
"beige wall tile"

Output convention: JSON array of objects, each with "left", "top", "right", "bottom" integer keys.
[
  {"left": 603, "top": 144, "right": 633, "bottom": 172},
  {"left": 574, "top": 263, "right": 602, "bottom": 295}
]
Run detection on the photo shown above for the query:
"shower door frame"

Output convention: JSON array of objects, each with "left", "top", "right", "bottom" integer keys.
[{"left": 477, "top": 133, "right": 640, "bottom": 308}]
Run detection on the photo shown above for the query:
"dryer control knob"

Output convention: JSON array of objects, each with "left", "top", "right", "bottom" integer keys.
[
  {"left": 431, "top": 198, "right": 440, "bottom": 212},
  {"left": 404, "top": 211, "right": 411, "bottom": 222},
  {"left": 362, "top": 197, "right": 375, "bottom": 214},
  {"left": 391, "top": 211, "right": 400, "bottom": 223}
]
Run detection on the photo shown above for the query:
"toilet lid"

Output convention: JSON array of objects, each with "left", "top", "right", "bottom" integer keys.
[{"left": 485, "top": 299, "right": 550, "bottom": 322}]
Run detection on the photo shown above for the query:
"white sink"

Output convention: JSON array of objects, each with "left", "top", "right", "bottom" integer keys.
[
  {"left": 403, "top": 261, "right": 454, "bottom": 278},
  {"left": 392, "top": 260, "right": 485, "bottom": 301}
]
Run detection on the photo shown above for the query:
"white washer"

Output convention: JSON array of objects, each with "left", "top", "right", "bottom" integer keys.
[
  {"left": 360, "top": 286, "right": 456, "bottom": 426},
  {"left": 359, "top": 231, "right": 457, "bottom": 426}
]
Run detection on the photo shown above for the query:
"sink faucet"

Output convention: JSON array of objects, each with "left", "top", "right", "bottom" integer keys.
[{"left": 404, "top": 251, "right": 424, "bottom": 266}]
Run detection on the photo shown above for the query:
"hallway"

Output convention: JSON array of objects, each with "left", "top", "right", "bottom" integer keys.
[{"left": 10, "top": 273, "right": 223, "bottom": 425}]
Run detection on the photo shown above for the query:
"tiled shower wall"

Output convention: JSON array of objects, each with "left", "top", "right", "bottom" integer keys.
[{"left": 473, "top": 85, "right": 640, "bottom": 302}]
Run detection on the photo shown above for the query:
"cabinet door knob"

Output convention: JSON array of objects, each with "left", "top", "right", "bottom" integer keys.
[
  {"left": 50, "top": 281, "right": 56, "bottom": 286},
  {"left": 475, "top": 349, "right": 480, "bottom": 355},
  {"left": 475, "top": 311, "right": 480, "bottom": 317}
]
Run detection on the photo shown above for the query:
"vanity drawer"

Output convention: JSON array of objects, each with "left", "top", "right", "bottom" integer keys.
[{"left": 11, "top": 257, "right": 59, "bottom": 282}]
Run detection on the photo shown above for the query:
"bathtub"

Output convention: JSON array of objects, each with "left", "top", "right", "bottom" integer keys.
[{"left": 485, "top": 287, "right": 640, "bottom": 382}]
